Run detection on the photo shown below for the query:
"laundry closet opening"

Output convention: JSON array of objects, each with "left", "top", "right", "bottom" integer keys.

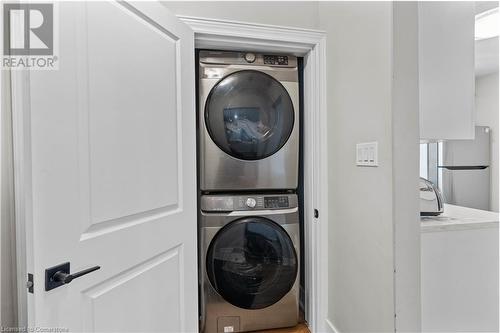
[{"left": 195, "top": 49, "right": 307, "bottom": 332}]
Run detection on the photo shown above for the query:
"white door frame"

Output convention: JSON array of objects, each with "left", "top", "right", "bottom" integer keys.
[{"left": 178, "top": 16, "right": 329, "bottom": 332}]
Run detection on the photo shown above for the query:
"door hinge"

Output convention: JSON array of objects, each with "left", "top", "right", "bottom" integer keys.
[{"left": 27, "top": 273, "right": 34, "bottom": 293}]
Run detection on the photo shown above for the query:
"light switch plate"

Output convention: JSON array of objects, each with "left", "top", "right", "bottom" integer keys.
[{"left": 356, "top": 142, "right": 378, "bottom": 167}]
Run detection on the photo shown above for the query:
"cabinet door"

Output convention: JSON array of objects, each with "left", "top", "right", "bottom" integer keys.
[{"left": 419, "top": 2, "right": 475, "bottom": 140}]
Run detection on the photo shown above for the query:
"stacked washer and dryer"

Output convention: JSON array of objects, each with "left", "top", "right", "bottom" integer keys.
[{"left": 198, "top": 50, "right": 301, "bottom": 333}]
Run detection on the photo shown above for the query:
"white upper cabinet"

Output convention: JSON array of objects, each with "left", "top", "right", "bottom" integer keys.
[{"left": 419, "top": 2, "right": 475, "bottom": 141}]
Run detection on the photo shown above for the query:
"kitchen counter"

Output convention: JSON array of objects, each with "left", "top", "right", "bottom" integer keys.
[{"left": 421, "top": 204, "right": 499, "bottom": 232}]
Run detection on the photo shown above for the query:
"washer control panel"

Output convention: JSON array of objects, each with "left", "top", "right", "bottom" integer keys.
[
  {"left": 201, "top": 194, "right": 298, "bottom": 212},
  {"left": 264, "top": 196, "right": 289, "bottom": 208},
  {"left": 237, "top": 196, "right": 264, "bottom": 210}
]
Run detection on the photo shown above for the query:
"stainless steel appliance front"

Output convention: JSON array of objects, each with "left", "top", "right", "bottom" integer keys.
[
  {"left": 438, "top": 126, "right": 491, "bottom": 210},
  {"left": 200, "top": 194, "right": 300, "bottom": 333},
  {"left": 199, "top": 50, "right": 299, "bottom": 191}
]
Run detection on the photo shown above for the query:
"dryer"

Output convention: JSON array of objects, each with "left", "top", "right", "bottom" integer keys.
[
  {"left": 198, "top": 50, "right": 299, "bottom": 191},
  {"left": 199, "top": 193, "right": 300, "bottom": 333}
]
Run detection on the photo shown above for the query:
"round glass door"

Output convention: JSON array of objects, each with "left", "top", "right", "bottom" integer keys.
[
  {"left": 205, "top": 70, "right": 295, "bottom": 160},
  {"left": 206, "top": 217, "right": 298, "bottom": 310}
]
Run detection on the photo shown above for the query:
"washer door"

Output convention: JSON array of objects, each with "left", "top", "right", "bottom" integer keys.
[
  {"left": 205, "top": 70, "right": 295, "bottom": 160},
  {"left": 206, "top": 217, "right": 298, "bottom": 310}
]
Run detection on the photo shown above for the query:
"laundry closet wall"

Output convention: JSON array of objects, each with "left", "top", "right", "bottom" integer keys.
[
  {"left": 162, "top": 2, "right": 320, "bottom": 29},
  {"left": 161, "top": 2, "right": 420, "bottom": 332},
  {"left": 319, "top": 3, "right": 395, "bottom": 332},
  {"left": 320, "top": 1, "right": 422, "bottom": 332}
]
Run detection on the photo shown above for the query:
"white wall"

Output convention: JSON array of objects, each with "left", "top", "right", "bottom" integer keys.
[
  {"left": 162, "top": 1, "right": 319, "bottom": 29},
  {"left": 475, "top": 73, "right": 499, "bottom": 212},
  {"left": 161, "top": 2, "right": 420, "bottom": 332},
  {"left": 392, "top": 3, "right": 421, "bottom": 332},
  {"left": 319, "top": 2, "right": 396, "bottom": 332}
]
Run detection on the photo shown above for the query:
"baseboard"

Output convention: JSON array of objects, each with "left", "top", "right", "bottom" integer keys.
[{"left": 325, "top": 319, "right": 340, "bottom": 333}]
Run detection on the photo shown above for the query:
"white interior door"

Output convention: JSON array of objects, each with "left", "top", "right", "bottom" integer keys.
[{"left": 12, "top": 2, "right": 197, "bottom": 331}]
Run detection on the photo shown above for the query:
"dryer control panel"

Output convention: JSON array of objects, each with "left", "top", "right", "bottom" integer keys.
[
  {"left": 263, "top": 55, "right": 288, "bottom": 65},
  {"left": 201, "top": 194, "right": 298, "bottom": 212},
  {"left": 199, "top": 50, "right": 297, "bottom": 68}
]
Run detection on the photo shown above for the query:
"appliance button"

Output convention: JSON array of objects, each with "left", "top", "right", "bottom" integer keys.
[
  {"left": 244, "top": 53, "right": 256, "bottom": 63},
  {"left": 246, "top": 198, "right": 257, "bottom": 208}
]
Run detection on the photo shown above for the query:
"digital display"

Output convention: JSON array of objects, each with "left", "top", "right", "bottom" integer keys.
[
  {"left": 264, "top": 55, "right": 288, "bottom": 65},
  {"left": 264, "top": 196, "right": 289, "bottom": 208}
]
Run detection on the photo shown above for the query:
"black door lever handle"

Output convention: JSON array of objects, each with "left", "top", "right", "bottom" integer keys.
[
  {"left": 45, "top": 262, "right": 101, "bottom": 291},
  {"left": 53, "top": 266, "right": 100, "bottom": 284}
]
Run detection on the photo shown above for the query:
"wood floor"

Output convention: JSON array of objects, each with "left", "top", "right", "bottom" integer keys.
[{"left": 254, "top": 323, "right": 310, "bottom": 333}]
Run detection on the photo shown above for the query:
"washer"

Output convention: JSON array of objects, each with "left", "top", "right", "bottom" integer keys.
[
  {"left": 199, "top": 50, "right": 299, "bottom": 191},
  {"left": 200, "top": 193, "right": 300, "bottom": 333}
]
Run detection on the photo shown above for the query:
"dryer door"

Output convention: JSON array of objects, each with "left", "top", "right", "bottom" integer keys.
[
  {"left": 205, "top": 70, "right": 295, "bottom": 160},
  {"left": 206, "top": 217, "right": 298, "bottom": 310}
]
